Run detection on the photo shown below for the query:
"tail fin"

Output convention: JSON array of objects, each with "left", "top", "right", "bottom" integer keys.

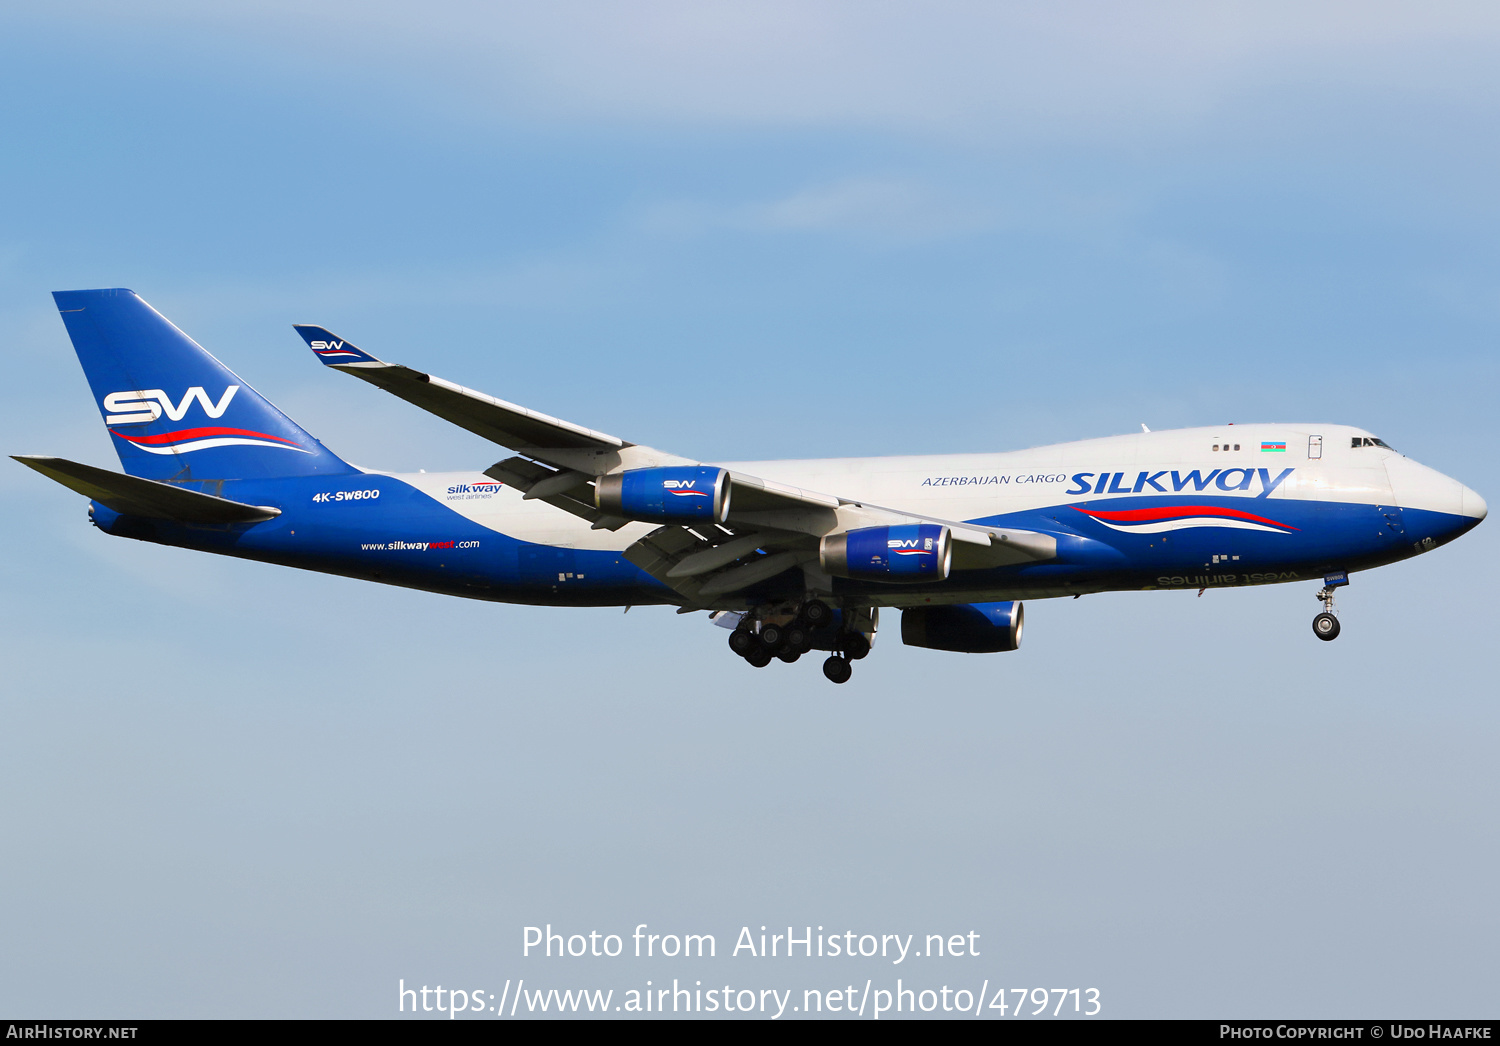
[{"left": 53, "top": 289, "right": 354, "bottom": 481}]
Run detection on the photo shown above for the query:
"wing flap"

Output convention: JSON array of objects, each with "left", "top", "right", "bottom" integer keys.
[
  {"left": 621, "top": 525, "right": 709, "bottom": 604},
  {"left": 666, "top": 532, "right": 773, "bottom": 577},
  {"left": 696, "top": 550, "right": 814, "bottom": 596},
  {"left": 482, "top": 456, "right": 617, "bottom": 528},
  {"left": 623, "top": 523, "right": 817, "bottom": 605}
]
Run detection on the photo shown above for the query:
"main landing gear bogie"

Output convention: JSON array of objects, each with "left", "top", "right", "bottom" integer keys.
[{"left": 729, "top": 600, "right": 867, "bottom": 683}]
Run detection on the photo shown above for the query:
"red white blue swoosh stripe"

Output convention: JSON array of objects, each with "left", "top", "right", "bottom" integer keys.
[
  {"left": 313, "top": 346, "right": 366, "bottom": 360},
  {"left": 668, "top": 489, "right": 710, "bottom": 497},
  {"left": 1072, "top": 504, "right": 1298, "bottom": 534},
  {"left": 109, "top": 426, "right": 312, "bottom": 455}
]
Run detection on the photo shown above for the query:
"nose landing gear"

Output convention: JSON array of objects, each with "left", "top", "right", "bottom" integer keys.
[{"left": 1312, "top": 572, "right": 1348, "bottom": 641}]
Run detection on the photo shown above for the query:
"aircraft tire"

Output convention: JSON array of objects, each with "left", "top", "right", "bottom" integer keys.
[
  {"left": 760, "top": 624, "right": 784, "bottom": 649},
  {"left": 822, "top": 656, "right": 852, "bottom": 684},
  {"left": 745, "top": 647, "right": 774, "bottom": 668},
  {"left": 1312, "top": 612, "right": 1341, "bottom": 641},
  {"left": 843, "top": 633, "right": 871, "bottom": 660},
  {"left": 802, "top": 600, "right": 832, "bottom": 627},
  {"left": 729, "top": 630, "right": 757, "bottom": 657},
  {"left": 784, "top": 627, "right": 808, "bottom": 652},
  {"left": 777, "top": 647, "right": 802, "bottom": 664}
]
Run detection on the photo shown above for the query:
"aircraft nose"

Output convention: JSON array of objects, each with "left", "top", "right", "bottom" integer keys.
[
  {"left": 1384, "top": 455, "right": 1463, "bottom": 517},
  {"left": 1384, "top": 456, "right": 1484, "bottom": 545},
  {"left": 1462, "top": 484, "right": 1487, "bottom": 522}
]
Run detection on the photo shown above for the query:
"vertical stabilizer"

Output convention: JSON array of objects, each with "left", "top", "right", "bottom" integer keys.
[{"left": 53, "top": 289, "right": 354, "bottom": 481}]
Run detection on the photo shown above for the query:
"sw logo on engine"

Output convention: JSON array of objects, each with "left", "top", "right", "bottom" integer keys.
[
  {"left": 887, "top": 536, "right": 935, "bottom": 555},
  {"left": 663, "top": 479, "right": 709, "bottom": 496}
]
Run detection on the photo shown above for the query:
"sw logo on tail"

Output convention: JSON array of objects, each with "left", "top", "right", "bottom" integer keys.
[{"left": 103, "top": 386, "right": 239, "bottom": 425}]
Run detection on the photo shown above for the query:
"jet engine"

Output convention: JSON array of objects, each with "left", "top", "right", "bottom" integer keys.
[
  {"left": 594, "top": 466, "right": 730, "bottom": 523},
  {"left": 820, "top": 524, "right": 951, "bottom": 582},
  {"left": 900, "top": 601, "right": 1024, "bottom": 652}
]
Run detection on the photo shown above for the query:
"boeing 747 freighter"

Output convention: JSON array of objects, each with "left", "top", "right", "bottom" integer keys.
[{"left": 17, "top": 289, "right": 1486, "bottom": 682}]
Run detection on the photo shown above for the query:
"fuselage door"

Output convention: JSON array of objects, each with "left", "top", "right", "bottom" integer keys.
[{"left": 1308, "top": 434, "right": 1323, "bottom": 459}]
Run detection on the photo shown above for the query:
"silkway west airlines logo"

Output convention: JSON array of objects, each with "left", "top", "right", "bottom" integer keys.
[{"left": 102, "top": 387, "right": 309, "bottom": 455}]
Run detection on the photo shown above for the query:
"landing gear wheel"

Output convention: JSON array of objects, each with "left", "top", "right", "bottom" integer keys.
[
  {"left": 759, "top": 623, "right": 784, "bottom": 650},
  {"left": 745, "top": 647, "right": 774, "bottom": 668},
  {"left": 776, "top": 647, "right": 802, "bottom": 664},
  {"left": 1312, "top": 612, "right": 1341, "bottom": 641},
  {"left": 784, "top": 627, "right": 808, "bottom": 652},
  {"left": 729, "top": 630, "right": 757, "bottom": 657},
  {"left": 842, "top": 633, "right": 871, "bottom": 660},
  {"left": 801, "top": 600, "right": 832, "bottom": 627},
  {"left": 822, "top": 656, "right": 852, "bottom": 684}
]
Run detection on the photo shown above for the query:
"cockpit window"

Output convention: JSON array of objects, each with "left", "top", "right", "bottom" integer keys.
[{"left": 1351, "top": 436, "right": 1397, "bottom": 451}]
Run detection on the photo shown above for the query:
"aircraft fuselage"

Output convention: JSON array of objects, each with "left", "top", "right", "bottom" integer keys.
[{"left": 86, "top": 422, "right": 1486, "bottom": 610}]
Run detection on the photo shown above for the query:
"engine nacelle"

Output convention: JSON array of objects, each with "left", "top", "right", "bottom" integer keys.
[
  {"left": 820, "top": 524, "right": 951, "bottom": 582},
  {"left": 901, "top": 601, "right": 1023, "bottom": 652},
  {"left": 595, "top": 466, "right": 730, "bottom": 523}
]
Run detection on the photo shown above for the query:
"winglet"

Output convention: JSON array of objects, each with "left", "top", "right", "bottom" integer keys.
[{"left": 292, "top": 325, "right": 381, "bottom": 366}]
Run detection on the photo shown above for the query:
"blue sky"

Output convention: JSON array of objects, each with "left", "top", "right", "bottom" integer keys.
[{"left": 2, "top": 2, "right": 1497, "bottom": 1018}]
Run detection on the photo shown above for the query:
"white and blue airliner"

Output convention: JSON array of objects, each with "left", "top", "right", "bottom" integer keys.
[{"left": 17, "top": 289, "right": 1487, "bottom": 683}]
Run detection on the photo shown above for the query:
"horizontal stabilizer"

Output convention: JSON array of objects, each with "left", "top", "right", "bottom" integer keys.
[{"left": 13, "top": 455, "right": 281, "bottom": 524}]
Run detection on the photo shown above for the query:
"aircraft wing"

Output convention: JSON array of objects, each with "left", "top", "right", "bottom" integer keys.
[
  {"left": 292, "top": 325, "right": 630, "bottom": 454},
  {"left": 295, "top": 324, "right": 854, "bottom": 522},
  {"left": 295, "top": 326, "right": 1055, "bottom": 598}
]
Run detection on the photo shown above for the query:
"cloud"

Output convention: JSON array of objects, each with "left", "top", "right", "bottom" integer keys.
[
  {"left": 28, "top": 1, "right": 1500, "bottom": 143},
  {"left": 638, "top": 178, "right": 1001, "bottom": 240}
]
